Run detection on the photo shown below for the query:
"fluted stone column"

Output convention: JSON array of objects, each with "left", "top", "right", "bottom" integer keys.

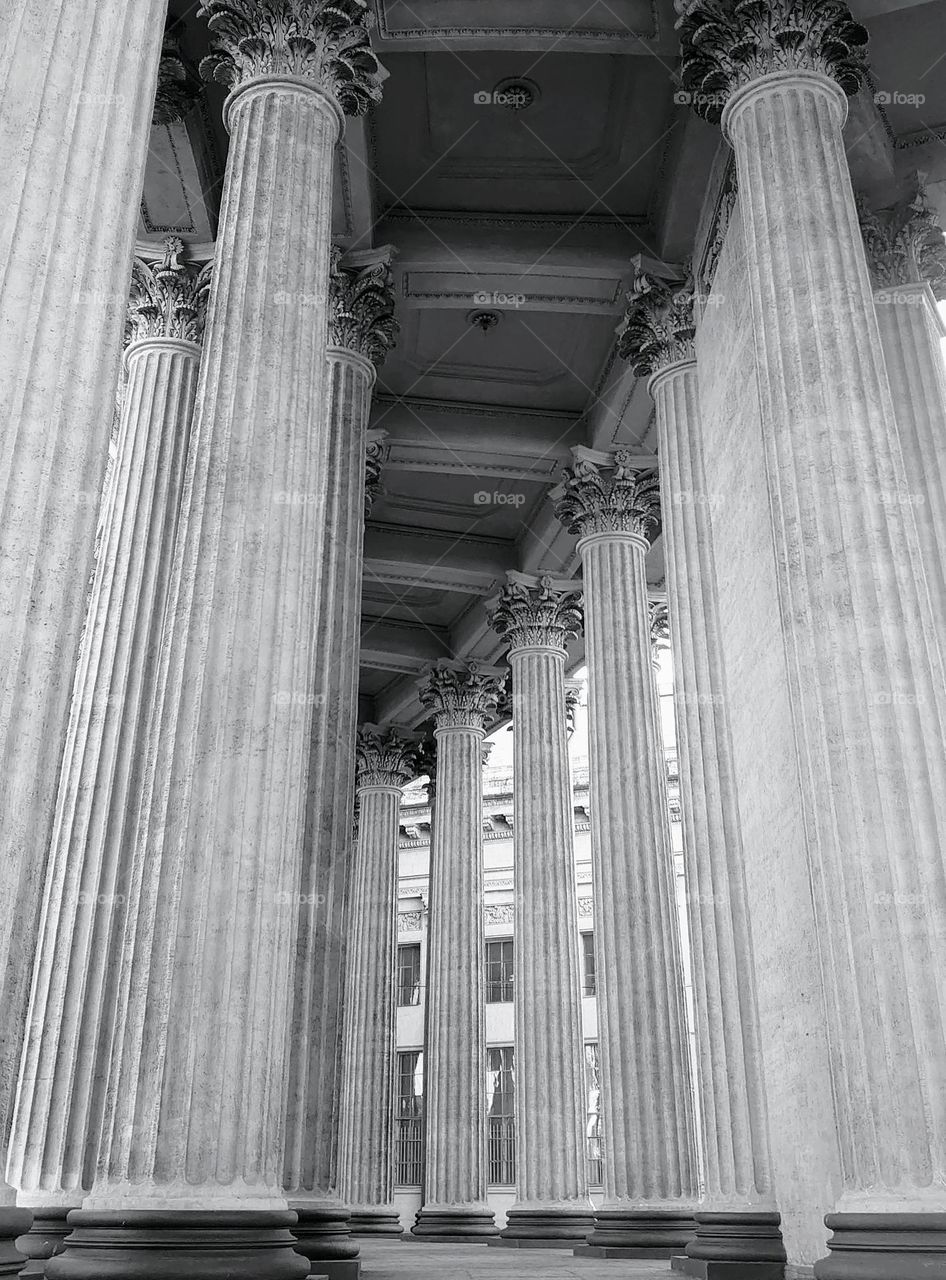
[
  {"left": 487, "top": 573, "right": 594, "bottom": 1245},
  {"left": 621, "top": 272, "right": 786, "bottom": 1277},
  {"left": 552, "top": 453, "right": 698, "bottom": 1258},
  {"left": 412, "top": 662, "right": 504, "bottom": 1242},
  {"left": 678, "top": 4, "right": 946, "bottom": 1274},
  {"left": 860, "top": 193, "right": 946, "bottom": 628},
  {"left": 284, "top": 249, "right": 396, "bottom": 1280},
  {"left": 48, "top": 5, "right": 385, "bottom": 1278},
  {"left": 6, "top": 240, "right": 211, "bottom": 1273},
  {"left": 0, "top": 3, "right": 165, "bottom": 1260},
  {"left": 338, "top": 728, "right": 417, "bottom": 1236}
]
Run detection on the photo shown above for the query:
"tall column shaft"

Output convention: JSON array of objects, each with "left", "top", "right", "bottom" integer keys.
[
  {"left": 488, "top": 574, "right": 593, "bottom": 1245},
  {"left": 725, "top": 69, "right": 946, "bottom": 1219},
  {"left": 284, "top": 347, "right": 373, "bottom": 1278},
  {"left": 652, "top": 360, "right": 786, "bottom": 1276},
  {"left": 553, "top": 454, "right": 698, "bottom": 1260},
  {"left": 8, "top": 329, "right": 203, "bottom": 1208},
  {"left": 873, "top": 283, "right": 946, "bottom": 621},
  {"left": 338, "top": 728, "right": 416, "bottom": 1237},
  {"left": 412, "top": 663, "right": 503, "bottom": 1242},
  {"left": 676, "top": 5, "right": 946, "bottom": 1263},
  {"left": 0, "top": 9, "right": 165, "bottom": 1240}
]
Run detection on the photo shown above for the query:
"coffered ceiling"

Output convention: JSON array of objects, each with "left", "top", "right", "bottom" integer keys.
[{"left": 149, "top": 0, "right": 946, "bottom": 729}]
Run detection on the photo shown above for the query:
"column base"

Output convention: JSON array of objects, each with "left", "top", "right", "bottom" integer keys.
[
  {"left": 574, "top": 1209, "right": 696, "bottom": 1258},
  {"left": 347, "top": 1210, "right": 402, "bottom": 1237},
  {"left": 498, "top": 1208, "right": 595, "bottom": 1246},
  {"left": 15, "top": 1208, "right": 72, "bottom": 1278},
  {"left": 45, "top": 1211, "right": 310, "bottom": 1280},
  {"left": 814, "top": 1212, "right": 946, "bottom": 1279},
  {"left": 411, "top": 1207, "right": 497, "bottom": 1241},
  {"left": 666, "top": 1211, "right": 786, "bottom": 1277},
  {"left": 1, "top": 1208, "right": 33, "bottom": 1278},
  {"left": 290, "top": 1204, "right": 360, "bottom": 1279}
]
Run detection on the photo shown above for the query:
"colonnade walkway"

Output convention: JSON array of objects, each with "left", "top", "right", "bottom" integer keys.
[{"left": 357, "top": 1239, "right": 672, "bottom": 1280}]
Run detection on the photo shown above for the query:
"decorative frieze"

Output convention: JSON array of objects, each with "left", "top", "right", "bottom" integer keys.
[
  {"left": 153, "top": 28, "right": 200, "bottom": 125},
  {"left": 554, "top": 447, "right": 661, "bottom": 540},
  {"left": 329, "top": 247, "right": 399, "bottom": 367},
  {"left": 126, "top": 237, "right": 213, "bottom": 346},
  {"left": 488, "top": 572, "right": 582, "bottom": 652},
  {"left": 484, "top": 904, "right": 514, "bottom": 925},
  {"left": 857, "top": 192, "right": 946, "bottom": 298},
  {"left": 355, "top": 725, "right": 417, "bottom": 789},
  {"left": 398, "top": 910, "right": 425, "bottom": 932},
  {"left": 199, "top": 0, "right": 385, "bottom": 117},
  {"left": 418, "top": 660, "right": 504, "bottom": 733},
  {"left": 676, "top": 0, "right": 868, "bottom": 123},
  {"left": 618, "top": 271, "right": 695, "bottom": 377}
]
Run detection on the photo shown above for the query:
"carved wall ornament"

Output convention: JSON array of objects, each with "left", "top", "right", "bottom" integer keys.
[
  {"left": 484, "top": 904, "right": 514, "bottom": 925},
  {"left": 126, "top": 237, "right": 213, "bottom": 346},
  {"left": 329, "top": 246, "right": 399, "bottom": 366},
  {"left": 857, "top": 191, "right": 946, "bottom": 300},
  {"left": 554, "top": 448, "right": 662, "bottom": 540},
  {"left": 488, "top": 573, "right": 583, "bottom": 653},
  {"left": 676, "top": 0, "right": 868, "bottom": 123},
  {"left": 154, "top": 29, "right": 202, "bottom": 126},
  {"left": 199, "top": 0, "right": 386, "bottom": 117},
  {"left": 364, "top": 429, "right": 388, "bottom": 518},
  {"left": 355, "top": 725, "right": 417, "bottom": 789},
  {"left": 398, "top": 910, "right": 425, "bottom": 932},
  {"left": 418, "top": 661, "right": 504, "bottom": 733},
  {"left": 618, "top": 271, "right": 696, "bottom": 377}
]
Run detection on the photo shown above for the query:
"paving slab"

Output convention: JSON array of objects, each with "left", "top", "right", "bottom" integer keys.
[{"left": 358, "top": 1238, "right": 672, "bottom": 1279}]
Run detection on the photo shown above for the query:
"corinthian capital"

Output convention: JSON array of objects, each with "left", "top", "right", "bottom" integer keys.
[
  {"left": 857, "top": 191, "right": 946, "bottom": 300},
  {"left": 618, "top": 270, "right": 695, "bottom": 377},
  {"left": 199, "top": 0, "right": 385, "bottom": 117},
  {"left": 126, "top": 237, "right": 213, "bottom": 346},
  {"left": 676, "top": 0, "right": 868, "bottom": 123},
  {"left": 553, "top": 447, "right": 661, "bottom": 540},
  {"left": 418, "top": 661, "right": 504, "bottom": 733},
  {"left": 330, "top": 246, "right": 399, "bottom": 367},
  {"left": 364, "top": 429, "right": 388, "bottom": 518},
  {"left": 649, "top": 598, "right": 670, "bottom": 667},
  {"left": 355, "top": 725, "right": 417, "bottom": 789},
  {"left": 154, "top": 29, "right": 201, "bottom": 125},
  {"left": 488, "top": 572, "right": 583, "bottom": 653}
]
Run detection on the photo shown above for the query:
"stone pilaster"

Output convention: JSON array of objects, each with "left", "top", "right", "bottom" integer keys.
[
  {"left": 285, "top": 246, "right": 396, "bottom": 1280},
  {"left": 859, "top": 192, "right": 946, "bottom": 636},
  {"left": 486, "top": 573, "right": 594, "bottom": 1245},
  {"left": 552, "top": 452, "right": 698, "bottom": 1259},
  {"left": 622, "top": 271, "right": 786, "bottom": 1277},
  {"left": 338, "top": 728, "right": 417, "bottom": 1236},
  {"left": 48, "top": 4, "right": 386, "bottom": 1278},
  {"left": 6, "top": 241, "right": 211, "bottom": 1271},
  {"left": 0, "top": 4, "right": 165, "bottom": 1261},
  {"left": 411, "top": 662, "right": 504, "bottom": 1243},
  {"left": 678, "top": 4, "right": 946, "bottom": 1274}
]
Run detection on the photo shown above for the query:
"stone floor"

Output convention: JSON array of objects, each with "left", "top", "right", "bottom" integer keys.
[{"left": 358, "top": 1239, "right": 673, "bottom": 1279}]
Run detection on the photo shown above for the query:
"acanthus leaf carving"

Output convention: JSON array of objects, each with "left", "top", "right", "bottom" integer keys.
[
  {"left": 153, "top": 28, "right": 202, "bottom": 126},
  {"left": 198, "top": 0, "right": 386, "bottom": 118},
  {"left": 355, "top": 725, "right": 417, "bottom": 789},
  {"left": 554, "top": 449, "right": 662, "bottom": 540},
  {"left": 617, "top": 271, "right": 696, "bottom": 377},
  {"left": 857, "top": 191, "right": 946, "bottom": 300},
  {"left": 418, "top": 661, "right": 504, "bottom": 733},
  {"left": 330, "top": 246, "right": 399, "bottom": 367},
  {"left": 488, "top": 574, "right": 583, "bottom": 652},
  {"left": 676, "top": 0, "right": 869, "bottom": 124},
  {"left": 364, "top": 429, "right": 388, "bottom": 518},
  {"left": 126, "top": 237, "right": 213, "bottom": 347}
]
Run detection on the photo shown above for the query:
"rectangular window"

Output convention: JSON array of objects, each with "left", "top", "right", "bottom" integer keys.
[
  {"left": 397, "top": 943, "right": 422, "bottom": 1007},
  {"left": 485, "top": 939, "right": 513, "bottom": 1003},
  {"left": 584, "top": 1042, "right": 603, "bottom": 1186},
  {"left": 581, "top": 931, "right": 596, "bottom": 997},
  {"left": 487, "top": 1046, "right": 516, "bottom": 1186},
  {"left": 395, "top": 1050, "right": 424, "bottom": 1186}
]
